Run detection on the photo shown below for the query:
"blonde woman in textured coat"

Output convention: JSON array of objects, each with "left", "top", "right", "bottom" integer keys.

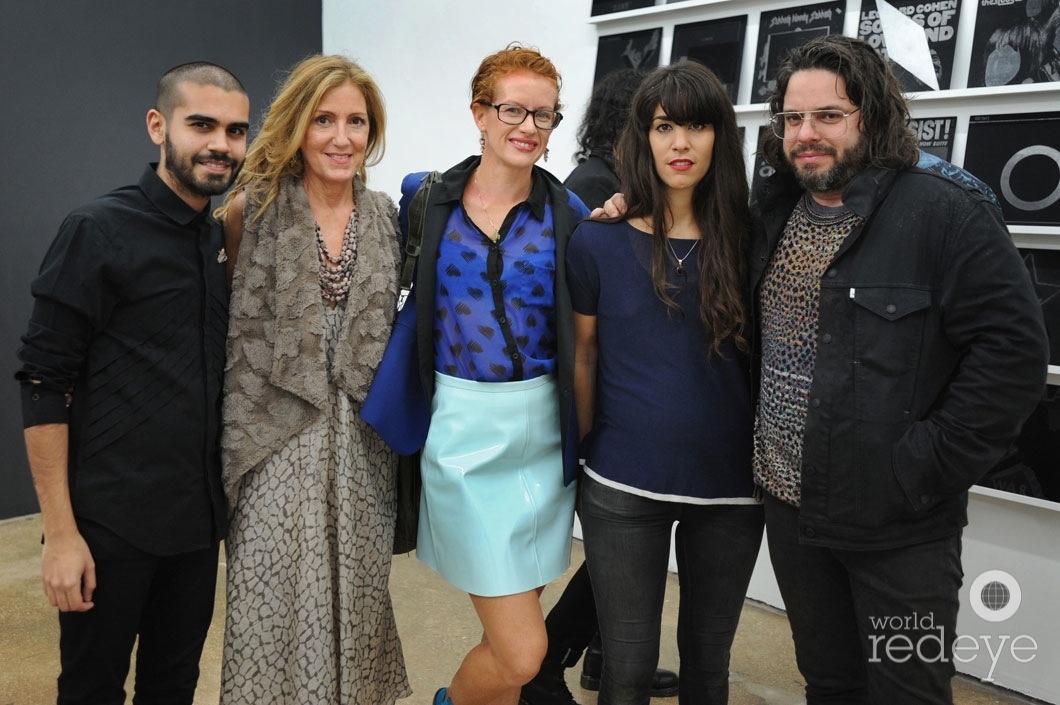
[{"left": 215, "top": 55, "right": 410, "bottom": 705}]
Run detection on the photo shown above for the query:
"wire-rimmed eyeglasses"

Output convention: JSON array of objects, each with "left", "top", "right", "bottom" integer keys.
[
  {"left": 769, "top": 108, "right": 860, "bottom": 139},
  {"left": 480, "top": 102, "right": 564, "bottom": 130}
]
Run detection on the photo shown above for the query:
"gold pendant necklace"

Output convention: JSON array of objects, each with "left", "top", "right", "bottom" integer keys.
[{"left": 473, "top": 175, "right": 501, "bottom": 241}]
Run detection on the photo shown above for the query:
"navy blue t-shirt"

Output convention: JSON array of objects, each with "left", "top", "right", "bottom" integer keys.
[{"left": 566, "top": 219, "right": 756, "bottom": 503}]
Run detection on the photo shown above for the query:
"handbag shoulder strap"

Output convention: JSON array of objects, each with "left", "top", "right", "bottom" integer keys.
[{"left": 397, "top": 170, "right": 442, "bottom": 311}]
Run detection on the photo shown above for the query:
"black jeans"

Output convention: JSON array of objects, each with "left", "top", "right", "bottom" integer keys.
[
  {"left": 56, "top": 521, "right": 219, "bottom": 705},
  {"left": 580, "top": 475, "right": 764, "bottom": 705},
  {"left": 764, "top": 493, "right": 963, "bottom": 705}
]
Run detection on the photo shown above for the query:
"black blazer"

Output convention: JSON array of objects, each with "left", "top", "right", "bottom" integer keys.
[{"left": 402, "top": 155, "right": 586, "bottom": 485}]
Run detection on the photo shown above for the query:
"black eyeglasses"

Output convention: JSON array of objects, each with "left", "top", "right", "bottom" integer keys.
[{"left": 480, "top": 102, "right": 564, "bottom": 130}]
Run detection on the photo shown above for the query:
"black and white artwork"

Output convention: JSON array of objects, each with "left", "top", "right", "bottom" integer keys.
[
  {"left": 964, "top": 111, "right": 1060, "bottom": 226},
  {"left": 753, "top": 2, "right": 846, "bottom": 102},
  {"left": 968, "top": 0, "right": 1060, "bottom": 87},
  {"left": 671, "top": 16, "right": 748, "bottom": 102},
  {"left": 593, "top": 28, "right": 663, "bottom": 84},
  {"left": 910, "top": 116, "right": 957, "bottom": 160},
  {"left": 857, "top": 0, "right": 962, "bottom": 91},
  {"left": 591, "top": 0, "right": 654, "bottom": 16}
]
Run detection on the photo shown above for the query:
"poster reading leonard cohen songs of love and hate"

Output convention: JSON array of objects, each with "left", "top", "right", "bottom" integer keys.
[
  {"left": 752, "top": 2, "right": 846, "bottom": 102},
  {"left": 968, "top": 0, "right": 1060, "bottom": 87},
  {"left": 964, "top": 111, "right": 1060, "bottom": 227},
  {"left": 858, "top": 0, "right": 962, "bottom": 91}
]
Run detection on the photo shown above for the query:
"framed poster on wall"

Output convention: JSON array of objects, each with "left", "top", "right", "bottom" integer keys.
[
  {"left": 752, "top": 2, "right": 846, "bottom": 102},
  {"left": 910, "top": 116, "right": 957, "bottom": 160},
  {"left": 593, "top": 28, "right": 663, "bottom": 84},
  {"left": 592, "top": 0, "right": 654, "bottom": 16},
  {"left": 964, "top": 112, "right": 1060, "bottom": 226},
  {"left": 857, "top": 0, "right": 962, "bottom": 92},
  {"left": 968, "top": 0, "right": 1060, "bottom": 87},
  {"left": 671, "top": 16, "right": 748, "bottom": 102}
]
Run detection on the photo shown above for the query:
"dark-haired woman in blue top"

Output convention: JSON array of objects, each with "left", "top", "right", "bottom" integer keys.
[{"left": 566, "top": 61, "right": 764, "bottom": 705}]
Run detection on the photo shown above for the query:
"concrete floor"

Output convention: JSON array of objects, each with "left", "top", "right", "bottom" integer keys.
[{"left": 0, "top": 514, "right": 1041, "bottom": 705}]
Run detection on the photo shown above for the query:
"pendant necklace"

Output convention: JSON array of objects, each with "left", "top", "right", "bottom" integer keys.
[
  {"left": 666, "top": 238, "right": 699, "bottom": 275},
  {"left": 473, "top": 175, "right": 501, "bottom": 242}
]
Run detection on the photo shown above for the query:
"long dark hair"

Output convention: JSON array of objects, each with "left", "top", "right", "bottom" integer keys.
[
  {"left": 574, "top": 68, "right": 647, "bottom": 171},
  {"left": 759, "top": 35, "right": 918, "bottom": 173},
  {"left": 616, "top": 60, "right": 749, "bottom": 352}
]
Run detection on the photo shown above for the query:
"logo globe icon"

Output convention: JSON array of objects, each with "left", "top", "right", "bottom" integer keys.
[
  {"left": 969, "top": 570, "right": 1021, "bottom": 622},
  {"left": 980, "top": 580, "right": 1010, "bottom": 612}
]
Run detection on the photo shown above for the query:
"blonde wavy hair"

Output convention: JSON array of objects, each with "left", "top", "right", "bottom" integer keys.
[{"left": 217, "top": 54, "right": 387, "bottom": 222}]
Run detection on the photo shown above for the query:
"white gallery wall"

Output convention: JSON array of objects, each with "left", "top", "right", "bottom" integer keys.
[{"left": 323, "top": 0, "right": 599, "bottom": 203}]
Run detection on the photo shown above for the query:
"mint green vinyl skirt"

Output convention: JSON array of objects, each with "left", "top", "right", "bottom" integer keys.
[{"left": 416, "top": 372, "right": 575, "bottom": 597}]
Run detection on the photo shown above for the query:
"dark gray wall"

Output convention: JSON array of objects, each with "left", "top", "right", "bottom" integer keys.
[{"left": 0, "top": 2, "right": 322, "bottom": 519}]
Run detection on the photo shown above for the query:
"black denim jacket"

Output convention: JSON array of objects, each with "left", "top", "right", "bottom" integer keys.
[{"left": 750, "top": 166, "right": 1048, "bottom": 550}]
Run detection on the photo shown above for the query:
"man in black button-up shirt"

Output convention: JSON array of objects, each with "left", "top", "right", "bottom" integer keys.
[{"left": 16, "top": 62, "right": 249, "bottom": 704}]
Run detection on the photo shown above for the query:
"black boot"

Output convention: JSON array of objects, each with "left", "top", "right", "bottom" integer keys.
[
  {"left": 520, "top": 662, "right": 581, "bottom": 705},
  {"left": 579, "top": 635, "right": 680, "bottom": 698}
]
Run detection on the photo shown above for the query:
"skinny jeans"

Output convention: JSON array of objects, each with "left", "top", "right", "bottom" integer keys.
[{"left": 580, "top": 474, "right": 764, "bottom": 705}]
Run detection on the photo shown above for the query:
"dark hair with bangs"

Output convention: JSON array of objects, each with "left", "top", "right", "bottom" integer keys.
[
  {"left": 615, "top": 59, "right": 750, "bottom": 352},
  {"left": 759, "top": 35, "right": 918, "bottom": 174}
]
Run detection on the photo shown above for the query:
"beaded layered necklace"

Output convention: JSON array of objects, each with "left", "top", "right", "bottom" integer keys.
[{"left": 316, "top": 207, "right": 358, "bottom": 304}]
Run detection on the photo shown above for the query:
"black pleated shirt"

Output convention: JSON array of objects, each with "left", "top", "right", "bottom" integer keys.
[{"left": 16, "top": 165, "right": 228, "bottom": 555}]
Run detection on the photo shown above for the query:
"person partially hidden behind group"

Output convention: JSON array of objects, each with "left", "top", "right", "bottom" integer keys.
[
  {"left": 402, "top": 44, "right": 590, "bottom": 705},
  {"left": 217, "top": 54, "right": 411, "bottom": 705}
]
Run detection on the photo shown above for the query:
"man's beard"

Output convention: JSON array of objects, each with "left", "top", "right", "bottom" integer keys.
[
  {"left": 788, "top": 136, "right": 869, "bottom": 194},
  {"left": 164, "top": 138, "right": 240, "bottom": 199}
]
